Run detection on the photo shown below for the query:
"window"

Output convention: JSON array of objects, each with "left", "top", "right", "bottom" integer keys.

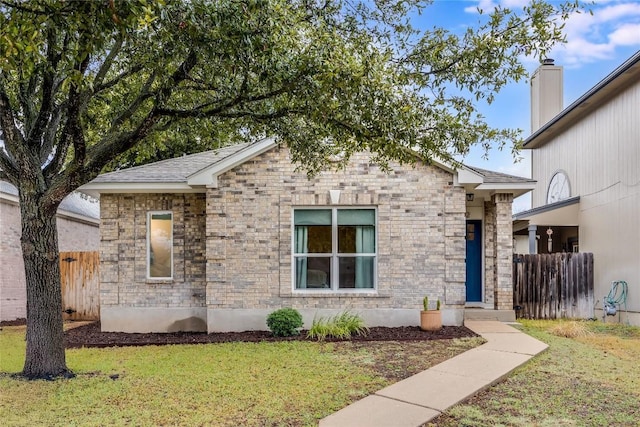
[
  {"left": 147, "top": 212, "right": 173, "bottom": 279},
  {"left": 293, "top": 208, "right": 376, "bottom": 290}
]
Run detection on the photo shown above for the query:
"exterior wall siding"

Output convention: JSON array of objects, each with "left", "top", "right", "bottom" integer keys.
[
  {"left": 205, "top": 147, "right": 466, "bottom": 317},
  {"left": 0, "top": 199, "right": 99, "bottom": 321},
  {"left": 530, "top": 77, "right": 640, "bottom": 323},
  {"left": 99, "top": 193, "right": 207, "bottom": 321}
]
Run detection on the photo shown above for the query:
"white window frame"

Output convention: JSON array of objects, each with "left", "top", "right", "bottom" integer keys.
[
  {"left": 147, "top": 211, "right": 174, "bottom": 280},
  {"left": 292, "top": 207, "right": 377, "bottom": 292}
]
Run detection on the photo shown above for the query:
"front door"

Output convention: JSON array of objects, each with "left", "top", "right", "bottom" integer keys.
[{"left": 465, "top": 220, "right": 482, "bottom": 302}]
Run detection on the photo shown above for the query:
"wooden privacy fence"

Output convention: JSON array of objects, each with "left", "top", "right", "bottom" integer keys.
[
  {"left": 513, "top": 252, "right": 594, "bottom": 320},
  {"left": 60, "top": 251, "right": 100, "bottom": 321}
]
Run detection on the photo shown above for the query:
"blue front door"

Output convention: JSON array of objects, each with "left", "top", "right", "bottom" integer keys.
[{"left": 465, "top": 220, "right": 482, "bottom": 302}]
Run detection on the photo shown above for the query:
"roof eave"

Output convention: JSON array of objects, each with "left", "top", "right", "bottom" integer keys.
[
  {"left": 474, "top": 182, "right": 536, "bottom": 198},
  {"left": 79, "top": 182, "right": 201, "bottom": 198}
]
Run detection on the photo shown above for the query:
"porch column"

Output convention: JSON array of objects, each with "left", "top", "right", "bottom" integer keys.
[
  {"left": 205, "top": 187, "right": 227, "bottom": 332},
  {"left": 528, "top": 225, "right": 538, "bottom": 254},
  {"left": 492, "top": 193, "right": 514, "bottom": 310}
]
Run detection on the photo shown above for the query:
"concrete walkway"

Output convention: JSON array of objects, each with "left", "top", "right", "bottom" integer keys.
[{"left": 319, "top": 321, "right": 548, "bottom": 427}]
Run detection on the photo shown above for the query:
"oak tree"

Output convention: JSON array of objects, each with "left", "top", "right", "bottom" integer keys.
[{"left": 0, "top": 0, "right": 580, "bottom": 378}]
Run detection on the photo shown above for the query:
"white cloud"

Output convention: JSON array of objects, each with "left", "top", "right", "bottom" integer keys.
[
  {"left": 608, "top": 23, "right": 640, "bottom": 45},
  {"left": 463, "top": 1, "right": 640, "bottom": 67},
  {"left": 549, "top": 1, "right": 640, "bottom": 66}
]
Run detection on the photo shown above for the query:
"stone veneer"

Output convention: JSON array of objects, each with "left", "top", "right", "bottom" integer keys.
[
  {"left": 492, "top": 193, "right": 514, "bottom": 310},
  {"left": 99, "top": 193, "right": 208, "bottom": 332},
  {"left": 204, "top": 147, "right": 466, "bottom": 331},
  {"left": 98, "top": 146, "right": 515, "bottom": 332}
]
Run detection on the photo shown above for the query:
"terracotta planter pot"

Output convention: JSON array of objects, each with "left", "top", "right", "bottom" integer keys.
[{"left": 420, "top": 310, "right": 442, "bottom": 331}]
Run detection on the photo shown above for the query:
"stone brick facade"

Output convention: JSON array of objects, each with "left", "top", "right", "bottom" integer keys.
[
  {"left": 0, "top": 199, "right": 99, "bottom": 321},
  {"left": 492, "top": 193, "right": 514, "bottom": 310},
  {"left": 202, "top": 147, "right": 465, "bottom": 316},
  {"left": 99, "top": 193, "right": 207, "bottom": 311},
  {"left": 98, "top": 146, "right": 516, "bottom": 332}
]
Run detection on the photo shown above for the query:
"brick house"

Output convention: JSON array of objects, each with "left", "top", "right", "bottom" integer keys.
[
  {"left": 81, "top": 138, "right": 534, "bottom": 332},
  {"left": 0, "top": 181, "right": 100, "bottom": 321}
]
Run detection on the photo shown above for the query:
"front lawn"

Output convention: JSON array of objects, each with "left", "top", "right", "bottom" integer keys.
[
  {"left": 0, "top": 326, "right": 482, "bottom": 426},
  {"left": 429, "top": 320, "right": 640, "bottom": 426}
]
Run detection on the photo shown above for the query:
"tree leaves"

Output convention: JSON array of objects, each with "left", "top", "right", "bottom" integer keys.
[{"left": 0, "top": 0, "right": 585, "bottom": 191}]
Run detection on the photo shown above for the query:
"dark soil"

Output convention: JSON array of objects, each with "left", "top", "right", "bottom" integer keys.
[
  {"left": 0, "top": 318, "right": 27, "bottom": 327},
  {"left": 61, "top": 321, "right": 477, "bottom": 349}
]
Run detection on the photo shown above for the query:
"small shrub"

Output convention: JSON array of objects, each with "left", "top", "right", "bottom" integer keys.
[
  {"left": 266, "top": 308, "right": 303, "bottom": 337},
  {"left": 307, "top": 311, "right": 369, "bottom": 341}
]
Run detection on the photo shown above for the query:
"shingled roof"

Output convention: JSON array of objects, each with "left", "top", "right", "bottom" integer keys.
[
  {"left": 82, "top": 136, "right": 534, "bottom": 199},
  {"left": 464, "top": 165, "right": 535, "bottom": 185},
  {"left": 91, "top": 141, "right": 254, "bottom": 184}
]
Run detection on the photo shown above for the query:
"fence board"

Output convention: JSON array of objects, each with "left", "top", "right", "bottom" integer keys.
[
  {"left": 513, "top": 253, "right": 594, "bottom": 320},
  {"left": 60, "top": 251, "right": 100, "bottom": 321}
]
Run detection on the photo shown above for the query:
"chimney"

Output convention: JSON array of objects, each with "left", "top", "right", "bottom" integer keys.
[{"left": 530, "top": 58, "right": 563, "bottom": 133}]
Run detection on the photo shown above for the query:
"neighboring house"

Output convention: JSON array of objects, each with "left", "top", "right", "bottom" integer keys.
[
  {"left": 513, "top": 52, "right": 640, "bottom": 325},
  {"left": 81, "top": 138, "right": 534, "bottom": 333},
  {"left": 0, "top": 181, "right": 100, "bottom": 321}
]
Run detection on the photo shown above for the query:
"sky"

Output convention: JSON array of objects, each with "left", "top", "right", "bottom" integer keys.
[{"left": 413, "top": 0, "right": 640, "bottom": 212}]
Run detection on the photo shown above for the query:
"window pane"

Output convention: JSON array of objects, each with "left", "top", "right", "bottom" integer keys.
[
  {"left": 304, "top": 225, "right": 332, "bottom": 253},
  {"left": 338, "top": 225, "right": 375, "bottom": 253},
  {"left": 294, "top": 209, "right": 331, "bottom": 225},
  {"left": 295, "top": 257, "right": 331, "bottom": 289},
  {"left": 338, "top": 256, "right": 374, "bottom": 289},
  {"left": 149, "top": 213, "right": 172, "bottom": 278},
  {"left": 337, "top": 209, "right": 375, "bottom": 225}
]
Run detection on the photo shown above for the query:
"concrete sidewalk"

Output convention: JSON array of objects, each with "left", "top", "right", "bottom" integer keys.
[{"left": 319, "top": 321, "right": 548, "bottom": 427}]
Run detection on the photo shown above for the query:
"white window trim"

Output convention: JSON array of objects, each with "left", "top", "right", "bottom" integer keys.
[
  {"left": 147, "top": 211, "right": 174, "bottom": 280},
  {"left": 292, "top": 207, "right": 378, "bottom": 293}
]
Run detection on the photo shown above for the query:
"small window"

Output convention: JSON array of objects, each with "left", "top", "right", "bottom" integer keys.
[
  {"left": 147, "top": 212, "right": 173, "bottom": 279},
  {"left": 293, "top": 208, "right": 376, "bottom": 290}
]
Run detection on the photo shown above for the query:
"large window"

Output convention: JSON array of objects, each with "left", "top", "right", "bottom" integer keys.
[
  {"left": 293, "top": 208, "right": 376, "bottom": 290},
  {"left": 147, "top": 212, "right": 173, "bottom": 279}
]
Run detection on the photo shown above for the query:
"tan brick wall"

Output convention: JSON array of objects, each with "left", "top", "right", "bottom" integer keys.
[
  {"left": 99, "top": 193, "right": 207, "bottom": 310},
  {"left": 0, "top": 199, "right": 99, "bottom": 321},
  {"left": 483, "top": 201, "right": 496, "bottom": 305},
  {"left": 205, "top": 146, "right": 466, "bottom": 312},
  {"left": 0, "top": 200, "right": 25, "bottom": 320},
  {"left": 492, "top": 193, "right": 514, "bottom": 310}
]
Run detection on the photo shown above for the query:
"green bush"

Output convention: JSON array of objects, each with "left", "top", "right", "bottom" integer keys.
[
  {"left": 266, "top": 308, "right": 304, "bottom": 337},
  {"left": 307, "top": 311, "right": 369, "bottom": 341}
]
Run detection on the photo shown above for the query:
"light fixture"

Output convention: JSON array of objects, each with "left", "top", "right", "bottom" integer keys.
[{"left": 466, "top": 193, "right": 474, "bottom": 202}]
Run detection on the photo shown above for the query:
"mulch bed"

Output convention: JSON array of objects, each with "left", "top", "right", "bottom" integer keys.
[
  {"left": 2, "top": 319, "right": 479, "bottom": 348},
  {"left": 62, "top": 322, "right": 478, "bottom": 349}
]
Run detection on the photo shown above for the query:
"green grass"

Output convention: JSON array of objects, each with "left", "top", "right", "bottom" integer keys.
[
  {"left": 429, "top": 319, "right": 640, "bottom": 427},
  {"left": 0, "top": 326, "right": 387, "bottom": 426}
]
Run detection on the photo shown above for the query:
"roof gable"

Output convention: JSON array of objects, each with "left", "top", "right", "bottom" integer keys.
[{"left": 81, "top": 136, "right": 534, "bottom": 197}]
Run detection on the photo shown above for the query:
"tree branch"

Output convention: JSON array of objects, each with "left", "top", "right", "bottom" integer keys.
[
  {"left": 0, "top": 73, "right": 26, "bottom": 158},
  {"left": 0, "top": 146, "right": 19, "bottom": 183},
  {"left": 93, "top": 34, "right": 124, "bottom": 89},
  {"left": 108, "top": 70, "right": 157, "bottom": 132},
  {"left": 28, "top": 24, "right": 62, "bottom": 151}
]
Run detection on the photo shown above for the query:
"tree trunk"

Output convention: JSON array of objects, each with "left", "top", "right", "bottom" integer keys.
[{"left": 19, "top": 194, "right": 73, "bottom": 379}]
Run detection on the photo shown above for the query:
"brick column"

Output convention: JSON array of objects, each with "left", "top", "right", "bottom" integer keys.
[
  {"left": 483, "top": 201, "right": 496, "bottom": 305},
  {"left": 492, "top": 193, "right": 514, "bottom": 310}
]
